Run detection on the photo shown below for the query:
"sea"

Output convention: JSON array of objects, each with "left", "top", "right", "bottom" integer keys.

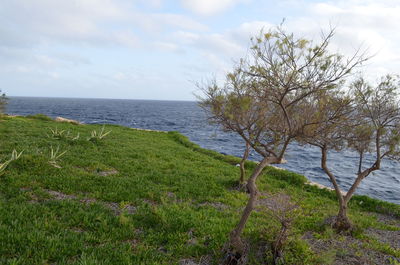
[{"left": 6, "top": 97, "right": 400, "bottom": 205}]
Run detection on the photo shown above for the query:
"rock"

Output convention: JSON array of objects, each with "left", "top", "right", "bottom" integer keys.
[{"left": 55, "top": 117, "right": 81, "bottom": 125}]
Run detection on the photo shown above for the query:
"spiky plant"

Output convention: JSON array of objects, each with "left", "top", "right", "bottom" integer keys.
[
  {"left": 47, "top": 127, "right": 66, "bottom": 139},
  {"left": 0, "top": 149, "right": 23, "bottom": 175},
  {"left": 49, "top": 145, "right": 67, "bottom": 168},
  {"left": 88, "top": 126, "right": 111, "bottom": 142}
]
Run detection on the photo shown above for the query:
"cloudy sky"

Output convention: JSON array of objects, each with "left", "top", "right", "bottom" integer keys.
[{"left": 1, "top": 0, "right": 400, "bottom": 100}]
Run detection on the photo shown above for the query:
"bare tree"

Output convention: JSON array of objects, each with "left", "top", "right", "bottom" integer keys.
[
  {"left": 259, "top": 193, "right": 299, "bottom": 264},
  {"left": 199, "top": 25, "right": 366, "bottom": 261},
  {"left": 300, "top": 75, "right": 400, "bottom": 232}
]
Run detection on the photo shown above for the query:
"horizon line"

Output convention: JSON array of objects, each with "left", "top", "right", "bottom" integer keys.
[{"left": 8, "top": 95, "right": 197, "bottom": 102}]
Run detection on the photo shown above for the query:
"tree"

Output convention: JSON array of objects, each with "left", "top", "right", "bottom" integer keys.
[
  {"left": 301, "top": 75, "right": 400, "bottom": 232},
  {"left": 0, "top": 90, "right": 7, "bottom": 114},
  {"left": 199, "top": 26, "right": 366, "bottom": 261},
  {"left": 260, "top": 193, "right": 299, "bottom": 264}
]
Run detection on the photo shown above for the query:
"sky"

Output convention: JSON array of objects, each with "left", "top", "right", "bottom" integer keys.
[{"left": 1, "top": 0, "right": 400, "bottom": 101}]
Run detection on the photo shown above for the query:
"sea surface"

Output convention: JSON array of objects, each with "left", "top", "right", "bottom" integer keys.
[{"left": 6, "top": 97, "right": 400, "bottom": 204}]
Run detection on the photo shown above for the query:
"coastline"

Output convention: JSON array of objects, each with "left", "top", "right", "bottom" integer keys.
[{"left": 1, "top": 114, "right": 399, "bottom": 264}]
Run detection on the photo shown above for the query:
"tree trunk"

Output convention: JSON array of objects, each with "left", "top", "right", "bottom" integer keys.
[
  {"left": 227, "top": 157, "right": 273, "bottom": 257},
  {"left": 272, "top": 223, "right": 288, "bottom": 265},
  {"left": 333, "top": 199, "right": 352, "bottom": 232},
  {"left": 320, "top": 146, "right": 352, "bottom": 232},
  {"left": 239, "top": 142, "right": 250, "bottom": 185}
]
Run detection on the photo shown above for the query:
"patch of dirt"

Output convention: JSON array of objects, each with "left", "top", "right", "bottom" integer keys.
[
  {"left": 70, "top": 227, "right": 85, "bottom": 233},
  {"left": 373, "top": 213, "right": 400, "bottom": 228},
  {"left": 366, "top": 228, "right": 400, "bottom": 250},
  {"left": 79, "top": 198, "right": 97, "bottom": 204},
  {"left": 142, "top": 198, "right": 158, "bottom": 206},
  {"left": 198, "top": 201, "right": 229, "bottom": 211},
  {"left": 21, "top": 188, "right": 136, "bottom": 216},
  {"left": 96, "top": 169, "right": 118, "bottom": 176},
  {"left": 123, "top": 239, "right": 139, "bottom": 249},
  {"left": 46, "top": 189, "right": 77, "bottom": 200},
  {"left": 186, "top": 229, "right": 198, "bottom": 246},
  {"left": 229, "top": 182, "right": 249, "bottom": 193},
  {"left": 303, "top": 231, "right": 400, "bottom": 265},
  {"left": 104, "top": 202, "right": 137, "bottom": 215},
  {"left": 179, "top": 255, "right": 213, "bottom": 265}
]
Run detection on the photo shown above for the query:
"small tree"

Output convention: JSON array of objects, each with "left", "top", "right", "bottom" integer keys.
[
  {"left": 0, "top": 90, "right": 8, "bottom": 114},
  {"left": 260, "top": 193, "right": 299, "bottom": 264},
  {"left": 199, "top": 26, "right": 366, "bottom": 261},
  {"left": 300, "top": 75, "right": 400, "bottom": 232}
]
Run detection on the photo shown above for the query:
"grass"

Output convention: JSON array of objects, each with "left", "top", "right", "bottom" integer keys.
[{"left": 0, "top": 114, "right": 399, "bottom": 264}]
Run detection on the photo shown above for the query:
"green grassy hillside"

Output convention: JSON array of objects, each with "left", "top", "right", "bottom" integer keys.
[{"left": 0, "top": 115, "right": 399, "bottom": 264}]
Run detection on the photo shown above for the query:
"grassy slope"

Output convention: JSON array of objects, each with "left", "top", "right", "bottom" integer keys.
[{"left": 0, "top": 115, "right": 399, "bottom": 265}]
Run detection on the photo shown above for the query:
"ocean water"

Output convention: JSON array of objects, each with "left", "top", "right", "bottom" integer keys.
[{"left": 6, "top": 97, "right": 400, "bottom": 204}]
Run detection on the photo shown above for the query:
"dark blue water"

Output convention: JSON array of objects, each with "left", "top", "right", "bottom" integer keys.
[{"left": 6, "top": 97, "right": 400, "bottom": 204}]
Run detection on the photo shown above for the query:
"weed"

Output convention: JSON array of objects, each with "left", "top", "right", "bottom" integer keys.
[
  {"left": 47, "top": 127, "right": 80, "bottom": 141},
  {"left": 88, "top": 125, "right": 111, "bottom": 142},
  {"left": 0, "top": 149, "right": 23, "bottom": 175},
  {"left": 47, "top": 127, "right": 66, "bottom": 139},
  {"left": 49, "top": 145, "right": 67, "bottom": 168}
]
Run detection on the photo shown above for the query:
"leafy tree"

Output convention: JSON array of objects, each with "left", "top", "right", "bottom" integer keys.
[
  {"left": 199, "top": 26, "right": 366, "bottom": 261},
  {"left": 301, "top": 75, "right": 400, "bottom": 232}
]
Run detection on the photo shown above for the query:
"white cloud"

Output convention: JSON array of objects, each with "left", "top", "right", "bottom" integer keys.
[
  {"left": 171, "top": 21, "right": 274, "bottom": 76},
  {"left": 113, "top": 31, "right": 141, "bottom": 48},
  {"left": 153, "top": 42, "right": 183, "bottom": 53},
  {"left": 138, "top": 13, "right": 208, "bottom": 32},
  {"left": 3, "top": 0, "right": 400, "bottom": 100},
  {"left": 0, "top": 0, "right": 207, "bottom": 49},
  {"left": 113, "top": 72, "right": 126, "bottom": 81},
  {"left": 138, "top": 0, "right": 163, "bottom": 8},
  {"left": 180, "top": 0, "right": 250, "bottom": 16},
  {"left": 284, "top": 0, "right": 400, "bottom": 79}
]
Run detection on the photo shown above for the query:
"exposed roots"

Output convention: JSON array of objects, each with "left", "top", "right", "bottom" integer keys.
[
  {"left": 332, "top": 217, "right": 353, "bottom": 234},
  {"left": 221, "top": 240, "right": 249, "bottom": 265}
]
